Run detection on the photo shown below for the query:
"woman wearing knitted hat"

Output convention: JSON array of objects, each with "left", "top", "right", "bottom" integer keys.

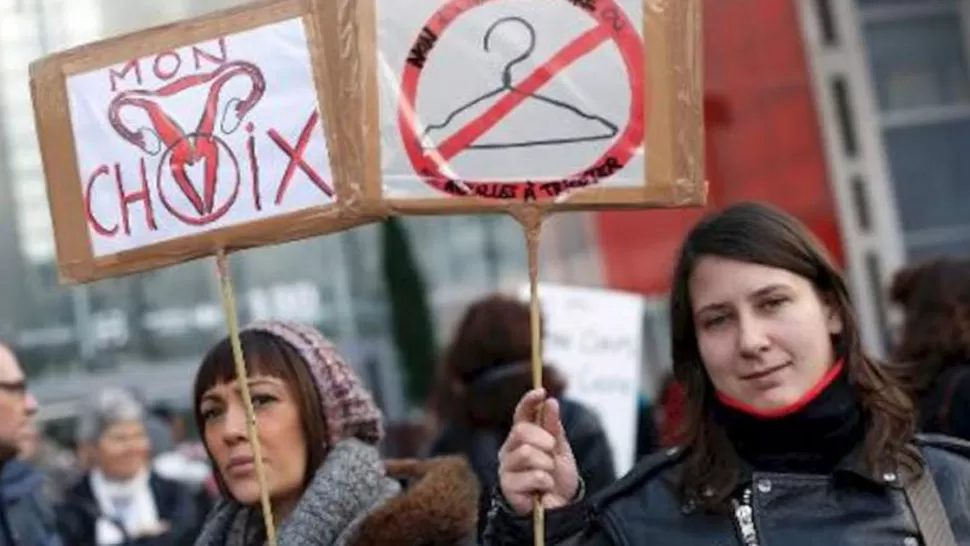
[{"left": 192, "top": 321, "right": 479, "bottom": 546}]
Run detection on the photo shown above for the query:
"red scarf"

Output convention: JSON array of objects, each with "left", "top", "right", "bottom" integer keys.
[{"left": 715, "top": 360, "right": 845, "bottom": 419}]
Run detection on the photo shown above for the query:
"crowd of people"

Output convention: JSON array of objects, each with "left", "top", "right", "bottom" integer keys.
[{"left": 0, "top": 202, "right": 969, "bottom": 545}]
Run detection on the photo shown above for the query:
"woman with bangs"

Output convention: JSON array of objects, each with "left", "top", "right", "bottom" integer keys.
[
  {"left": 484, "top": 203, "right": 970, "bottom": 546},
  {"left": 192, "top": 321, "right": 480, "bottom": 546}
]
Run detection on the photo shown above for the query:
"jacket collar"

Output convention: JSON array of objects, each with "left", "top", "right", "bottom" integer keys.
[
  {"left": 350, "top": 456, "right": 479, "bottom": 546},
  {"left": 0, "top": 460, "right": 44, "bottom": 500},
  {"left": 732, "top": 443, "right": 905, "bottom": 490}
]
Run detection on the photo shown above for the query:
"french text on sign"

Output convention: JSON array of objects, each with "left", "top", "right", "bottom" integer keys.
[
  {"left": 67, "top": 17, "right": 335, "bottom": 258},
  {"left": 379, "top": 0, "right": 646, "bottom": 201}
]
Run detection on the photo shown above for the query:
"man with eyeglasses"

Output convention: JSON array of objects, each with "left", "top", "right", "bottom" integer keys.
[
  {"left": 0, "top": 344, "right": 35, "bottom": 458},
  {"left": 0, "top": 343, "right": 61, "bottom": 545}
]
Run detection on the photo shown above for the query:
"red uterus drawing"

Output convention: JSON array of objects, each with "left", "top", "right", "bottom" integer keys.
[{"left": 108, "top": 61, "right": 266, "bottom": 217}]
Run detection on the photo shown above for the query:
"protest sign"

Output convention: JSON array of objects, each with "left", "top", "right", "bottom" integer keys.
[
  {"left": 352, "top": 0, "right": 705, "bottom": 213},
  {"left": 32, "top": 0, "right": 703, "bottom": 283},
  {"left": 31, "top": 1, "right": 704, "bottom": 542},
  {"left": 31, "top": 0, "right": 366, "bottom": 283}
]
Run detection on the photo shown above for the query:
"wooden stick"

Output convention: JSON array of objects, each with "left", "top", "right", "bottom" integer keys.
[
  {"left": 216, "top": 250, "right": 278, "bottom": 546},
  {"left": 511, "top": 206, "right": 545, "bottom": 546},
  {"left": 527, "top": 234, "right": 545, "bottom": 546}
]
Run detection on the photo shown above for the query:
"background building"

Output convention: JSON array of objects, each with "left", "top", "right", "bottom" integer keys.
[
  {"left": 0, "top": 0, "right": 605, "bottom": 426},
  {"left": 598, "top": 0, "right": 970, "bottom": 361}
]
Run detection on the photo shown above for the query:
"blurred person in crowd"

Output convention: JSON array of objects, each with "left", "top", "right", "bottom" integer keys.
[
  {"left": 0, "top": 343, "right": 62, "bottom": 545},
  {"left": 192, "top": 321, "right": 479, "bottom": 546},
  {"left": 428, "top": 295, "right": 616, "bottom": 539},
  {"left": 890, "top": 257, "right": 970, "bottom": 441},
  {"left": 16, "top": 414, "right": 40, "bottom": 463},
  {"left": 56, "top": 388, "right": 204, "bottom": 545},
  {"left": 150, "top": 403, "right": 210, "bottom": 466},
  {"left": 127, "top": 391, "right": 174, "bottom": 460},
  {"left": 15, "top": 415, "right": 82, "bottom": 505},
  {"left": 149, "top": 402, "right": 217, "bottom": 533},
  {"left": 381, "top": 420, "right": 435, "bottom": 459},
  {"left": 485, "top": 203, "right": 970, "bottom": 545},
  {"left": 150, "top": 404, "right": 211, "bottom": 471},
  {"left": 149, "top": 406, "right": 186, "bottom": 447}
]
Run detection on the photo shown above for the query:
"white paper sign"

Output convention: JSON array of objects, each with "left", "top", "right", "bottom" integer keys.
[
  {"left": 67, "top": 18, "right": 335, "bottom": 257},
  {"left": 378, "top": 0, "right": 646, "bottom": 202},
  {"left": 520, "top": 283, "right": 644, "bottom": 475}
]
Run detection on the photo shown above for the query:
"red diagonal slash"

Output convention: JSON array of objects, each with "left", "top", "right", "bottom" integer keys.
[
  {"left": 268, "top": 111, "right": 333, "bottom": 204},
  {"left": 430, "top": 23, "right": 612, "bottom": 163}
]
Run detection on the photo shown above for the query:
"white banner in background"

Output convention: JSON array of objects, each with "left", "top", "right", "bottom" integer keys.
[{"left": 519, "top": 283, "right": 644, "bottom": 475}]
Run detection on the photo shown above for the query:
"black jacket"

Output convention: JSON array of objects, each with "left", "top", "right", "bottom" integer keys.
[
  {"left": 431, "top": 398, "right": 616, "bottom": 539},
  {"left": 919, "top": 364, "right": 970, "bottom": 441},
  {"left": 0, "top": 461, "right": 62, "bottom": 546},
  {"left": 55, "top": 472, "right": 204, "bottom": 546},
  {"left": 484, "top": 434, "right": 970, "bottom": 545}
]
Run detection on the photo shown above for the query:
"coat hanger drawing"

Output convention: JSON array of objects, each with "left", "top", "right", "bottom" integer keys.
[{"left": 421, "top": 16, "right": 619, "bottom": 150}]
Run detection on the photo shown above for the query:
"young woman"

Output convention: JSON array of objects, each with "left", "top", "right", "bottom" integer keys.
[
  {"left": 192, "top": 321, "right": 479, "bottom": 546},
  {"left": 485, "top": 203, "right": 970, "bottom": 545}
]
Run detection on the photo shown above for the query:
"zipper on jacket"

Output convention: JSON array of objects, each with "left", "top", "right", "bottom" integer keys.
[{"left": 731, "top": 487, "right": 759, "bottom": 546}]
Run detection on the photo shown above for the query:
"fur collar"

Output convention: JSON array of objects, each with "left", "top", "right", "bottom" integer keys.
[{"left": 351, "top": 456, "right": 480, "bottom": 546}]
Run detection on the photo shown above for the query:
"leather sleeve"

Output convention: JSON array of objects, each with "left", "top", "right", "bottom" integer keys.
[
  {"left": 944, "top": 375, "right": 970, "bottom": 441},
  {"left": 481, "top": 486, "right": 613, "bottom": 546}
]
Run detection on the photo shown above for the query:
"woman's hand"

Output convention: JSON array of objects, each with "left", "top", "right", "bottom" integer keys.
[{"left": 498, "top": 389, "right": 580, "bottom": 515}]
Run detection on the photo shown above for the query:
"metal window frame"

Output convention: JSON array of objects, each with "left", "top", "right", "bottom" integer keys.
[
  {"left": 858, "top": 0, "right": 970, "bottom": 254},
  {"left": 797, "top": 0, "right": 908, "bottom": 357},
  {"left": 858, "top": 0, "right": 957, "bottom": 24}
]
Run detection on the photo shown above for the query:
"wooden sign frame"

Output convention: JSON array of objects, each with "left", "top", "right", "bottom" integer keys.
[
  {"left": 31, "top": 0, "right": 705, "bottom": 285},
  {"left": 349, "top": 0, "right": 706, "bottom": 215},
  {"left": 30, "top": 0, "right": 369, "bottom": 284}
]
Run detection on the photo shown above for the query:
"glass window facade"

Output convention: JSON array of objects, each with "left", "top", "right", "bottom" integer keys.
[{"left": 859, "top": 0, "right": 970, "bottom": 258}]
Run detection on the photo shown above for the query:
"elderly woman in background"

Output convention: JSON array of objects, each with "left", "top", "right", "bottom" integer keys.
[{"left": 56, "top": 388, "right": 203, "bottom": 545}]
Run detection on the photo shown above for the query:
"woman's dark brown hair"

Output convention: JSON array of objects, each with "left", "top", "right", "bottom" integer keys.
[
  {"left": 889, "top": 258, "right": 970, "bottom": 395},
  {"left": 193, "top": 331, "right": 330, "bottom": 498},
  {"left": 434, "top": 294, "right": 566, "bottom": 429},
  {"left": 669, "top": 202, "right": 919, "bottom": 511}
]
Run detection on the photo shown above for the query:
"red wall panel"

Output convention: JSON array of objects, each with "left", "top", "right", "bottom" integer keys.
[{"left": 595, "top": 0, "right": 845, "bottom": 295}]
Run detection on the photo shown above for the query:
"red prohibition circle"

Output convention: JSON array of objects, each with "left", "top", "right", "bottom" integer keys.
[{"left": 398, "top": 0, "right": 647, "bottom": 201}]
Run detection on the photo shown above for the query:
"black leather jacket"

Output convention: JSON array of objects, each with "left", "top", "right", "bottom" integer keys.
[
  {"left": 432, "top": 398, "right": 616, "bottom": 539},
  {"left": 484, "top": 434, "right": 970, "bottom": 545}
]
